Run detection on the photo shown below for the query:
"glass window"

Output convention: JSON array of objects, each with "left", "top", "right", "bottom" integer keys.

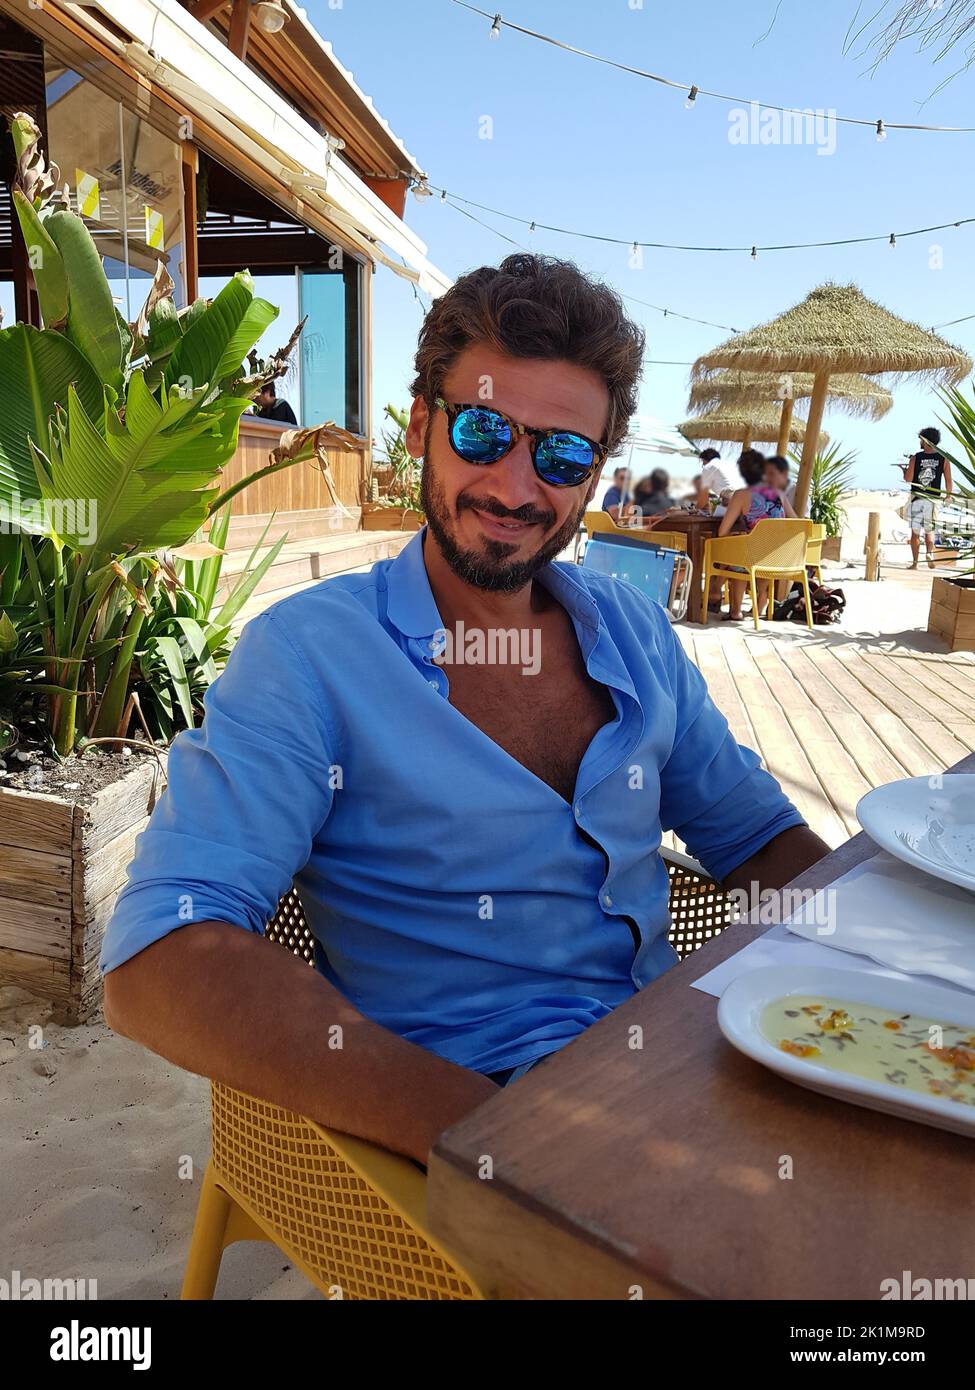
[
  {"left": 298, "top": 260, "right": 362, "bottom": 435},
  {"left": 43, "top": 62, "right": 186, "bottom": 320}
]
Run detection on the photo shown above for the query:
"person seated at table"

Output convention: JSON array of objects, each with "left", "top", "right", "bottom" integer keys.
[
  {"left": 695, "top": 449, "right": 735, "bottom": 510},
  {"left": 601, "top": 466, "right": 632, "bottom": 521},
  {"left": 715, "top": 449, "right": 794, "bottom": 621},
  {"left": 101, "top": 252, "right": 829, "bottom": 1166},
  {"left": 631, "top": 468, "right": 675, "bottom": 518},
  {"left": 765, "top": 454, "right": 796, "bottom": 511}
]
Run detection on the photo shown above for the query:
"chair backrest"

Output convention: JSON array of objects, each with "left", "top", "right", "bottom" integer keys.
[
  {"left": 805, "top": 521, "right": 826, "bottom": 561},
  {"left": 584, "top": 509, "right": 687, "bottom": 553},
  {"left": 742, "top": 518, "right": 811, "bottom": 569}
]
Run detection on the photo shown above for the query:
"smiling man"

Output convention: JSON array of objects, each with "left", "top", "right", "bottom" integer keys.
[{"left": 102, "top": 254, "right": 828, "bottom": 1164}]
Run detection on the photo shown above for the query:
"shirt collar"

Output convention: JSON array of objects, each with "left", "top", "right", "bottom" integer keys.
[{"left": 382, "top": 526, "right": 635, "bottom": 700}]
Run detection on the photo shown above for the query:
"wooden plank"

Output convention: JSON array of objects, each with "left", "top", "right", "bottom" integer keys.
[
  {"left": 717, "top": 633, "right": 847, "bottom": 844},
  {"left": 0, "top": 945, "right": 70, "bottom": 1007},
  {"left": 0, "top": 897, "right": 71, "bottom": 959},
  {"left": 0, "top": 787, "right": 73, "bottom": 854},
  {"left": 81, "top": 762, "right": 161, "bottom": 858},
  {"left": 861, "top": 650, "right": 975, "bottom": 726},
  {"left": 828, "top": 647, "right": 972, "bottom": 769},
  {"left": 883, "top": 653, "right": 975, "bottom": 726},
  {"left": 749, "top": 643, "right": 869, "bottom": 836},
  {"left": 802, "top": 646, "right": 942, "bottom": 779},
  {"left": 0, "top": 845, "right": 71, "bottom": 911},
  {"left": 683, "top": 633, "right": 757, "bottom": 753},
  {"left": 777, "top": 645, "right": 906, "bottom": 789}
]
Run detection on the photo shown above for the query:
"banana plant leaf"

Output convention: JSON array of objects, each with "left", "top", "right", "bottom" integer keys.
[
  {"left": 164, "top": 271, "right": 278, "bottom": 398},
  {"left": 0, "top": 325, "right": 102, "bottom": 515}
]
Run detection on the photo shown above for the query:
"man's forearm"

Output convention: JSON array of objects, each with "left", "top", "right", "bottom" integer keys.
[
  {"left": 722, "top": 823, "right": 830, "bottom": 902},
  {"left": 103, "top": 922, "right": 498, "bottom": 1165}
]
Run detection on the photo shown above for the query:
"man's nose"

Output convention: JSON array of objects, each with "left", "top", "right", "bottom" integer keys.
[{"left": 481, "top": 435, "right": 542, "bottom": 509}]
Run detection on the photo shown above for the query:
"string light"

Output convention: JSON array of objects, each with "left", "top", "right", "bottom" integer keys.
[
  {"left": 423, "top": 181, "right": 975, "bottom": 259},
  {"left": 440, "top": 188, "right": 447, "bottom": 202},
  {"left": 751, "top": 246, "right": 758, "bottom": 260},
  {"left": 685, "top": 84, "right": 699, "bottom": 110},
  {"left": 448, "top": 0, "right": 975, "bottom": 134},
  {"left": 876, "top": 119, "right": 887, "bottom": 142},
  {"left": 412, "top": 177, "right": 433, "bottom": 201},
  {"left": 889, "top": 232, "right": 896, "bottom": 248}
]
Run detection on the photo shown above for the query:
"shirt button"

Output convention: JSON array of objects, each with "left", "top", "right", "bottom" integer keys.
[
  {"left": 574, "top": 803, "right": 583, "bottom": 817},
  {"left": 428, "top": 678, "right": 439, "bottom": 688},
  {"left": 602, "top": 892, "right": 613, "bottom": 908}
]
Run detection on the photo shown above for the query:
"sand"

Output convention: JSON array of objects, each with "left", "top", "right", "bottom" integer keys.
[{"left": 0, "top": 986, "right": 320, "bottom": 1300}]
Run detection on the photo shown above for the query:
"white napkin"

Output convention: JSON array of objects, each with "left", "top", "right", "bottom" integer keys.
[{"left": 780, "top": 851, "right": 975, "bottom": 992}]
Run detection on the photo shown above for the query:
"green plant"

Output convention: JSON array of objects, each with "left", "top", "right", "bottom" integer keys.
[
  {"left": 933, "top": 385, "right": 975, "bottom": 576},
  {"left": 790, "top": 443, "right": 857, "bottom": 536},
  {"left": 130, "top": 504, "right": 288, "bottom": 741},
  {"left": 0, "top": 114, "right": 316, "bottom": 757},
  {"left": 373, "top": 404, "right": 423, "bottom": 515}
]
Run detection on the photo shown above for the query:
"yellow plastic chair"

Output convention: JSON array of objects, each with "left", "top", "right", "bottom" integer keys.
[
  {"left": 182, "top": 854, "right": 728, "bottom": 1300},
  {"left": 703, "top": 519, "right": 813, "bottom": 631},
  {"left": 805, "top": 522, "right": 826, "bottom": 586},
  {"left": 584, "top": 508, "right": 687, "bottom": 554}
]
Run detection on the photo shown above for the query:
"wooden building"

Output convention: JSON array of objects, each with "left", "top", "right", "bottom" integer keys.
[{"left": 0, "top": 0, "right": 448, "bottom": 592}]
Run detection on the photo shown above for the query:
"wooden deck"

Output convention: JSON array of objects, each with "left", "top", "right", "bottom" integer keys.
[{"left": 677, "top": 626, "right": 975, "bottom": 848}]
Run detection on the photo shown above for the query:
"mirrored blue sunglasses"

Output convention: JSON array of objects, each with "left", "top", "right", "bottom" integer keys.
[{"left": 433, "top": 396, "right": 606, "bottom": 488}]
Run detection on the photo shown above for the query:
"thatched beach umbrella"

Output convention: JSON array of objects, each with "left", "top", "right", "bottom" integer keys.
[
  {"left": 692, "top": 284, "right": 972, "bottom": 514},
  {"left": 679, "top": 405, "right": 828, "bottom": 455},
  {"left": 687, "top": 370, "right": 893, "bottom": 454}
]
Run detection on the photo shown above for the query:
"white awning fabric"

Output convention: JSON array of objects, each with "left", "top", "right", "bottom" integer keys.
[{"left": 74, "top": 0, "right": 451, "bottom": 297}]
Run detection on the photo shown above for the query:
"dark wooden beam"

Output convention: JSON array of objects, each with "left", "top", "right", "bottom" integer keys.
[
  {"left": 187, "top": 0, "right": 229, "bottom": 21},
  {"left": 227, "top": 0, "right": 252, "bottom": 62}
]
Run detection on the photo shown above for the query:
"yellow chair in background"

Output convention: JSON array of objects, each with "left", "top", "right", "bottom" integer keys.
[
  {"left": 703, "top": 519, "right": 813, "bottom": 631},
  {"left": 583, "top": 508, "right": 687, "bottom": 556},
  {"left": 805, "top": 522, "right": 827, "bottom": 585},
  {"left": 182, "top": 850, "right": 730, "bottom": 1300}
]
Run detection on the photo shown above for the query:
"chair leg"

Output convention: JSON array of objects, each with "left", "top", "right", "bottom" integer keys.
[
  {"left": 800, "top": 570, "right": 814, "bottom": 630},
  {"left": 702, "top": 561, "right": 711, "bottom": 625},
  {"left": 181, "top": 1161, "right": 234, "bottom": 1300},
  {"left": 748, "top": 570, "right": 760, "bottom": 631}
]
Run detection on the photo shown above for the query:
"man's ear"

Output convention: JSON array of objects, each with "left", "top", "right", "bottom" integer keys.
[{"left": 406, "top": 396, "right": 429, "bottom": 460}]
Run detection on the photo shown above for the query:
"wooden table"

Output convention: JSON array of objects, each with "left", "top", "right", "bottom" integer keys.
[
  {"left": 428, "top": 753, "right": 975, "bottom": 1301},
  {"left": 652, "top": 512, "right": 720, "bottom": 624}
]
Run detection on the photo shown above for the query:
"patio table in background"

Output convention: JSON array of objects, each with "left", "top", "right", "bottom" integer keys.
[{"left": 427, "top": 752, "right": 975, "bottom": 1301}]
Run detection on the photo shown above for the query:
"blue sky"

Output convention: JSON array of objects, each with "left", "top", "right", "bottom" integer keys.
[{"left": 305, "top": 0, "right": 975, "bottom": 489}]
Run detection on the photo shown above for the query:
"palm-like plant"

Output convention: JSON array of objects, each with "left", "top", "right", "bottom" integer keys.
[
  {"left": 789, "top": 443, "right": 857, "bottom": 537},
  {"left": 373, "top": 404, "right": 423, "bottom": 514},
  {"left": 0, "top": 114, "right": 311, "bottom": 756},
  {"left": 933, "top": 385, "right": 975, "bottom": 576}
]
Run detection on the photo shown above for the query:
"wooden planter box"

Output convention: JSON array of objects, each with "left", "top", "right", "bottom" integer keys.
[
  {"left": 361, "top": 503, "right": 424, "bottom": 533},
  {"left": 821, "top": 535, "right": 842, "bottom": 562},
  {"left": 928, "top": 575, "right": 975, "bottom": 653},
  {"left": 0, "top": 760, "right": 162, "bottom": 1023}
]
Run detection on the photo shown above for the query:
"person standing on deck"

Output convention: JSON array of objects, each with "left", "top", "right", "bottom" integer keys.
[{"left": 902, "top": 428, "right": 953, "bottom": 570}]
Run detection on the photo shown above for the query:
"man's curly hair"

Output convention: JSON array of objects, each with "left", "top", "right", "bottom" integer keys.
[{"left": 411, "top": 254, "right": 645, "bottom": 456}]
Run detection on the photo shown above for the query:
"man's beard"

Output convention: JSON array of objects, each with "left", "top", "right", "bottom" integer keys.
[{"left": 420, "top": 434, "right": 590, "bottom": 594}]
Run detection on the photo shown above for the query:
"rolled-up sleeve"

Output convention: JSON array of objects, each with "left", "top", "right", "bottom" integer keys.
[
  {"left": 100, "top": 610, "right": 335, "bottom": 973},
  {"left": 656, "top": 618, "right": 805, "bottom": 883}
]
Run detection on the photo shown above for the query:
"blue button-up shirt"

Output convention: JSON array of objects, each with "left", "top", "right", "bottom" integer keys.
[{"left": 102, "top": 530, "right": 804, "bottom": 1074}]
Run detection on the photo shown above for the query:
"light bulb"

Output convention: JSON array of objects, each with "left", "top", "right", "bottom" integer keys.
[
  {"left": 889, "top": 233, "right": 896, "bottom": 248},
  {"left": 254, "top": 0, "right": 289, "bottom": 33},
  {"left": 412, "top": 179, "right": 432, "bottom": 201},
  {"left": 489, "top": 14, "right": 502, "bottom": 40},
  {"left": 751, "top": 246, "right": 758, "bottom": 261},
  {"left": 876, "top": 119, "right": 887, "bottom": 142},
  {"left": 685, "top": 85, "right": 699, "bottom": 110}
]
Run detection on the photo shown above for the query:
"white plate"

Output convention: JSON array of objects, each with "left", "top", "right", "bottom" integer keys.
[
  {"left": 717, "top": 964, "right": 975, "bottom": 1138},
  {"left": 856, "top": 774, "right": 975, "bottom": 894}
]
